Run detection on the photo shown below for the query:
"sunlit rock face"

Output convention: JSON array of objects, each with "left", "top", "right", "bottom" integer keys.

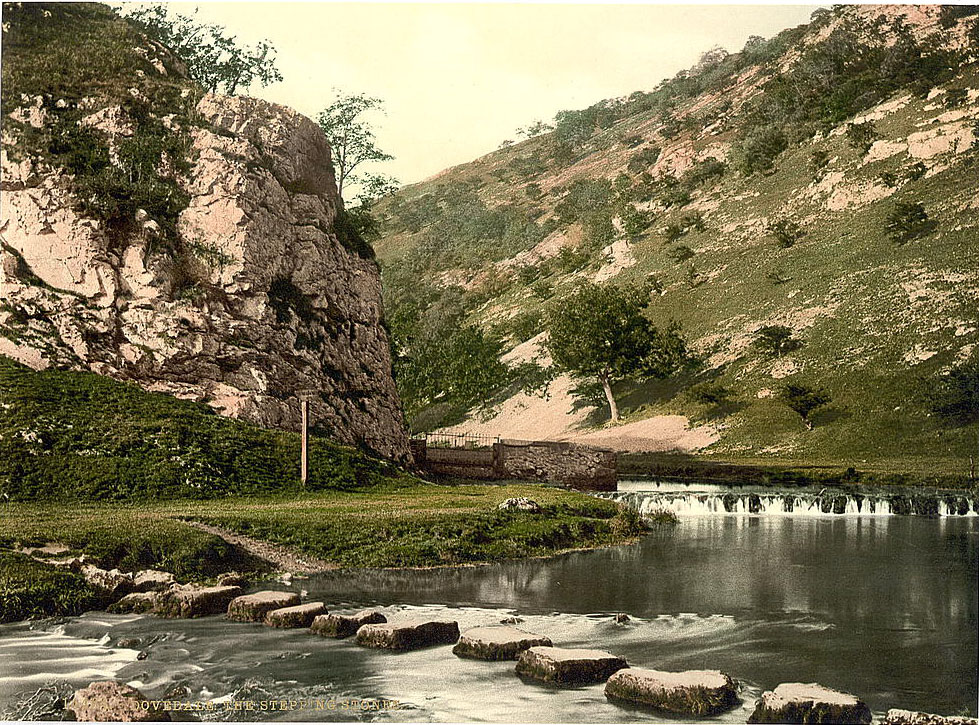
[{"left": 0, "top": 92, "right": 410, "bottom": 462}]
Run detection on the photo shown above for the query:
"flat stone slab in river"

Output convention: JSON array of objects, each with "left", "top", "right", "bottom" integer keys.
[
  {"left": 605, "top": 667, "right": 740, "bottom": 716},
  {"left": 227, "top": 591, "right": 300, "bottom": 622},
  {"left": 884, "top": 710, "right": 979, "bottom": 725},
  {"left": 107, "top": 592, "right": 159, "bottom": 614},
  {"left": 515, "top": 646, "right": 628, "bottom": 685},
  {"left": 356, "top": 619, "right": 460, "bottom": 650},
  {"left": 156, "top": 585, "right": 242, "bottom": 618},
  {"left": 132, "top": 569, "right": 175, "bottom": 593},
  {"left": 69, "top": 681, "right": 170, "bottom": 722},
  {"left": 748, "top": 682, "right": 872, "bottom": 724},
  {"left": 453, "top": 626, "right": 553, "bottom": 661},
  {"left": 311, "top": 610, "right": 387, "bottom": 638},
  {"left": 265, "top": 602, "right": 326, "bottom": 628}
]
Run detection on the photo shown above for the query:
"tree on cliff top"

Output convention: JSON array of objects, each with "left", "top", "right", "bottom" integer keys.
[
  {"left": 544, "top": 282, "right": 688, "bottom": 422},
  {"left": 317, "top": 93, "right": 396, "bottom": 203},
  {"left": 123, "top": 5, "right": 282, "bottom": 95}
]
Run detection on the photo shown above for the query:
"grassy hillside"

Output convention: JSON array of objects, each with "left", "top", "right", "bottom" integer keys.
[
  {"left": 374, "top": 5, "right": 979, "bottom": 473},
  {"left": 0, "top": 355, "right": 410, "bottom": 501}
]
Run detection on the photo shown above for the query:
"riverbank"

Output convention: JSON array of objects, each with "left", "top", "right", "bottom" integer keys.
[
  {"left": 0, "top": 482, "right": 647, "bottom": 623},
  {"left": 620, "top": 452, "right": 977, "bottom": 489}
]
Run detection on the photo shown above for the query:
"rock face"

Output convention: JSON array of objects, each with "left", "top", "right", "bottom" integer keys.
[
  {"left": 1, "top": 92, "right": 410, "bottom": 462},
  {"left": 156, "top": 584, "right": 242, "bottom": 618},
  {"left": 883, "top": 710, "right": 979, "bottom": 725},
  {"left": 748, "top": 683, "right": 872, "bottom": 724},
  {"left": 227, "top": 590, "right": 300, "bottom": 622},
  {"left": 68, "top": 681, "right": 169, "bottom": 722},
  {"left": 264, "top": 601, "right": 325, "bottom": 628},
  {"left": 453, "top": 626, "right": 552, "bottom": 661},
  {"left": 311, "top": 609, "right": 387, "bottom": 638},
  {"left": 356, "top": 619, "right": 460, "bottom": 651},
  {"left": 515, "top": 646, "right": 628, "bottom": 685},
  {"left": 605, "top": 668, "right": 740, "bottom": 716}
]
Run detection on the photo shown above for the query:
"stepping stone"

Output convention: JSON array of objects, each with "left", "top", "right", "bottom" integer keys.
[
  {"left": 107, "top": 592, "right": 159, "bottom": 614},
  {"left": 884, "top": 709, "right": 979, "bottom": 725},
  {"left": 69, "top": 681, "right": 170, "bottom": 722},
  {"left": 748, "top": 683, "right": 872, "bottom": 724},
  {"left": 311, "top": 610, "right": 386, "bottom": 638},
  {"left": 515, "top": 646, "right": 627, "bottom": 685},
  {"left": 227, "top": 590, "right": 300, "bottom": 622},
  {"left": 132, "top": 570, "right": 175, "bottom": 593},
  {"left": 156, "top": 585, "right": 242, "bottom": 618},
  {"left": 453, "top": 626, "right": 552, "bottom": 661},
  {"left": 605, "top": 667, "right": 740, "bottom": 716},
  {"left": 81, "top": 565, "right": 134, "bottom": 600},
  {"left": 265, "top": 602, "right": 326, "bottom": 628},
  {"left": 217, "top": 571, "right": 249, "bottom": 587},
  {"left": 356, "top": 619, "right": 460, "bottom": 650}
]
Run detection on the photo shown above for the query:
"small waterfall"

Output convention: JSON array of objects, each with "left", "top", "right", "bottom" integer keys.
[{"left": 600, "top": 486, "right": 979, "bottom": 518}]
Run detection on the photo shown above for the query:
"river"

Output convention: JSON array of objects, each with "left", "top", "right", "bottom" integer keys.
[{"left": 0, "top": 483, "right": 976, "bottom": 722}]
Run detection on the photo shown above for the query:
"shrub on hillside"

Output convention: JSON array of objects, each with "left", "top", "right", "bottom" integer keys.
[
  {"left": 668, "top": 245, "right": 695, "bottom": 264},
  {"left": 886, "top": 201, "right": 937, "bottom": 244},
  {"left": 778, "top": 382, "right": 831, "bottom": 430},
  {"left": 627, "top": 146, "right": 662, "bottom": 174},
  {"left": 767, "top": 217, "right": 805, "bottom": 248},
  {"left": 753, "top": 325, "right": 802, "bottom": 357},
  {"left": 846, "top": 121, "right": 878, "bottom": 154},
  {"left": 929, "top": 354, "right": 979, "bottom": 426}
]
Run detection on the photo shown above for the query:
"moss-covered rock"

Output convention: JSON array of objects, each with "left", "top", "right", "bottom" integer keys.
[
  {"left": 605, "top": 667, "right": 740, "bottom": 716},
  {"left": 748, "top": 682, "right": 872, "bottom": 724},
  {"left": 311, "top": 610, "right": 386, "bottom": 638},
  {"left": 452, "top": 626, "right": 552, "bottom": 661},
  {"left": 515, "top": 646, "right": 628, "bottom": 686}
]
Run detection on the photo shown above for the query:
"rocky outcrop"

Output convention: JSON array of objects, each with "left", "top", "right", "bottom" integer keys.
[
  {"left": 227, "top": 590, "right": 300, "bottom": 622},
  {"left": 748, "top": 683, "right": 872, "bottom": 724},
  {"left": 605, "top": 668, "right": 740, "bottom": 716},
  {"left": 515, "top": 646, "right": 628, "bottom": 685},
  {"left": 452, "top": 626, "right": 552, "bottom": 661},
  {"left": 264, "top": 601, "right": 325, "bottom": 628},
  {"left": 356, "top": 619, "right": 460, "bottom": 650},
  {"left": 68, "top": 681, "right": 169, "bottom": 722},
  {"left": 311, "top": 609, "right": 387, "bottom": 638},
  {"left": 1, "top": 92, "right": 410, "bottom": 462}
]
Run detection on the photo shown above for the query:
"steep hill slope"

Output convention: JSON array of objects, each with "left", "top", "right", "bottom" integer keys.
[
  {"left": 0, "top": 3, "right": 409, "bottom": 461},
  {"left": 375, "top": 5, "right": 979, "bottom": 473}
]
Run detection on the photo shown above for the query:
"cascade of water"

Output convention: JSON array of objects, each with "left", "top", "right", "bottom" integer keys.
[{"left": 601, "top": 489, "right": 977, "bottom": 518}]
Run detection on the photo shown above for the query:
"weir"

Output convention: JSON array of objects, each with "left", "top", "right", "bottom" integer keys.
[{"left": 600, "top": 481, "right": 979, "bottom": 517}]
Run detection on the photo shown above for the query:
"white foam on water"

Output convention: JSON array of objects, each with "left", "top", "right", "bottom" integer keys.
[{"left": 601, "top": 488, "right": 978, "bottom": 518}]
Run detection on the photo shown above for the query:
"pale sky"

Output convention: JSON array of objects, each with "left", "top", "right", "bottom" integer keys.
[{"left": 143, "top": 3, "right": 823, "bottom": 187}]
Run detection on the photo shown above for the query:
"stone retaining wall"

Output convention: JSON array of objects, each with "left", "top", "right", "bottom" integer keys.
[{"left": 416, "top": 438, "right": 617, "bottom": 491}]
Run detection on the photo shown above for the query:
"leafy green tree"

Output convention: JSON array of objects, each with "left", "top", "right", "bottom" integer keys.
[
  {"left": 124, "top": 5, "right": 282, "bottom": 94},
  {"left": 753, "top": 325, "right": 802, "bottom": 357},
  {"left": 317, "top": 93, "right": 395, "bottom": 201},
  {"left": 544, "top": 282, "right": 687, "bottom": 422},
  {"left": 778, "top": 383, "right": 831, "bottom": 430}
]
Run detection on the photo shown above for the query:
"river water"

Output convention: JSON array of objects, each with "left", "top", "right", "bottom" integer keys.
[{"left": 1, "top": 484, "right": 976, "bottom": 722}]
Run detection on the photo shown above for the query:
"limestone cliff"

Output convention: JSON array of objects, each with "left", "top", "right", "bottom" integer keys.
[{"left": 0, "top": 5, "right": 410, "bottom": 461}]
